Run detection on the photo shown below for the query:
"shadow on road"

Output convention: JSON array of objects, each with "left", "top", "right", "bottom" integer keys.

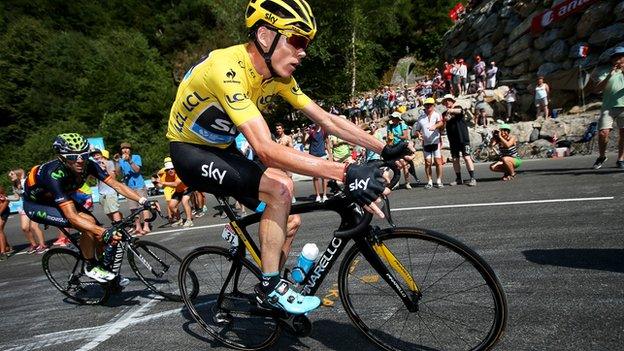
[
  {"left": 523, "top": 248, "right": 624, "bottom": 273},
  {"left": 517, "top": 167, "right": 624, "bottom": 177}
]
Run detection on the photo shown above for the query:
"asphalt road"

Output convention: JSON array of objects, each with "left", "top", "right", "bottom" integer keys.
[{"left": 0, "top": 154, "right": 622, "bottom": 351}]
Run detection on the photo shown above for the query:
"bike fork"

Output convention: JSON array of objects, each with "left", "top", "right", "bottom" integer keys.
[{"left": 355, "top": 235, "right": 419, "bottom": 312}]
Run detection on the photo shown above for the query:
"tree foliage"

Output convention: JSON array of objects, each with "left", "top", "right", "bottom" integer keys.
[{"left": 0, "top": 0, "right": 455, "bottom": 188}]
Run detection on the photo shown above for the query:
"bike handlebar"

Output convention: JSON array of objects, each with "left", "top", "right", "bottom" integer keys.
[{"left": 334, "top": 160, "right": 401, "bottom": 238}]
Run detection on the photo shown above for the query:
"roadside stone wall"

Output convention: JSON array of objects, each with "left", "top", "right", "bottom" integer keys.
[{"left": 442, "top": 0, "right": 623, "bottom": 118}]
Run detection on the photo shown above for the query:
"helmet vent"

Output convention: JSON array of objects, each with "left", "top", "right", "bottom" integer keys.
[{"left": 260, "top": 1, "right": 294, "bottom": 19}]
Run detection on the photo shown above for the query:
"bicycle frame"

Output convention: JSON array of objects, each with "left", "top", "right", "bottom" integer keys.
[
  {"left": 57, "top": 207, "right": 160, "bottom": 279},
  {"left": 216, "top": 195, "right": 420, "bottom": 312}
]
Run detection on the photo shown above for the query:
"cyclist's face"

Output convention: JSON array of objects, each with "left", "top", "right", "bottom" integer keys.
[
  {"left": 64, "top": 156, "right": 86, "bottom": 174},
  {"left": 269, "top": 30, "right": 307, "bottom": 77}
]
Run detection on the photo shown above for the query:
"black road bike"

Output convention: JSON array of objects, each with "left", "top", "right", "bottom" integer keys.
[
  {"left": 42, "top": 206, "right": 199, "bottom": 305},
  {"left": 178, "top": 163, "right": 507, "bottom": 350}
]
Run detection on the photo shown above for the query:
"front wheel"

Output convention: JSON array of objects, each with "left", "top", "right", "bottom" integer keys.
[
  {"left": 338, "top": 227, "right": 507, "bottom": 351},
  {"left": 128, "top": 240, "right": 197, "bottom": 301},
  {"left": 42, "top": 247, "right": 109, "bottom": 305}
]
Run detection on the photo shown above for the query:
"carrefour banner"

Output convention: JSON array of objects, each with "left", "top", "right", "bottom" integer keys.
[{"left": 531, "top": 0, "right": 599, "bottom": 35}]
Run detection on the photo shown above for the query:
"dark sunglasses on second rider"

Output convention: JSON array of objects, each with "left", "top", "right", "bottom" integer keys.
[{"left": 62, "top": 152, "right": 91, "bottom": 162}]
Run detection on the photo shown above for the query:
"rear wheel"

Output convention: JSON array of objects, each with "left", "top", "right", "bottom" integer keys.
[
  {"left": 42, "top": 247, "right": 109, "bottom": 305},
  {"left": 179, "top": 246, "right": 281, "bottom": 351},
  {"left": 338, "top": 227, "right": 507, "bottom": 351},
  {"left": 128, "top": 240, "right": 196, "bottom": 301}
]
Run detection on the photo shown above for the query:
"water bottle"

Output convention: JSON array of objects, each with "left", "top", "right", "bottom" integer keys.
[
  {"left": 101, "top": 242, "right": 117, "bottom": 269},
  {"left": 291, "top": 243, "right": 319, "bottom": 283}
]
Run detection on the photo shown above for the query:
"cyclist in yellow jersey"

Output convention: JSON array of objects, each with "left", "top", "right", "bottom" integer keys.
[{"left": 167, "top": 0, "right": 409, "bottom": 315}]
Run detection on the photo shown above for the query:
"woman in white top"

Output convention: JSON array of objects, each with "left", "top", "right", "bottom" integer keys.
[{"left": 534, "top": 76, "right": 550, "bottom": 119}]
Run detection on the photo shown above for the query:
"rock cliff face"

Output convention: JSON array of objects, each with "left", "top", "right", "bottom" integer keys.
[{"left": 442, "top": 0, "right": 623, "bottom": 118}]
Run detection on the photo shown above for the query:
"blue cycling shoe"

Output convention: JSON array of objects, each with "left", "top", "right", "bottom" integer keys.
[{"left": 255, "top": 279, "right": 321, "bottom": 315}]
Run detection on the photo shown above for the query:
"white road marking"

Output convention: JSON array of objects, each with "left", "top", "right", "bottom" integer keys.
[
  {"left": 0, "top": 299, "right": 215, "bottom": 351},
  {"left": 76, "top": 296, "right": 159, "bottom": 351},
  {"left": 391, "top": 196, "right": 614, "bottom": 212}
]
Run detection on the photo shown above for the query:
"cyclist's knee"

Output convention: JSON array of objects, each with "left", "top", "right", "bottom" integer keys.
[{"left": 261, "top": 173, "right": 294, "bottom": 205}]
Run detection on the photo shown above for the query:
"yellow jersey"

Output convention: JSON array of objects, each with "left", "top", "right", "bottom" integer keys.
[{"left": 167, "top": 44, "right": 312, "bottom": 148}]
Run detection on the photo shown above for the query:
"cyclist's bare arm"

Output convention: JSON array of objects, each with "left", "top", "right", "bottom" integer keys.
[
  {"left": 239, "top": 118, "right": 346, "bottom": 181},
  {"left": 302, "top": 102, "right": 385, "bottom": 154},
  {"left": 58, "top": 201, "right": 106, "bottom": 239},
  {"left": 104, "top": 177, "right": 144, "bottom": 202}
]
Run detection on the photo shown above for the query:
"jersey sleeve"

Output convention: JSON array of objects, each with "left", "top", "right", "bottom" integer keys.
[
  {"left": 207, "top": 60, "right": 263, "bottom": 126},
  {"left": 86, "top": 160, "right": 111, "bottom": 182},
  {"left": 278, "top": 77, "right": 312, "bottom": 110}
]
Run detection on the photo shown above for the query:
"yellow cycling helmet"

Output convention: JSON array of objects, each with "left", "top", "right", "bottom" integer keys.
[{"left": 245, "top": 0, "right": 317, "bottom": 40}]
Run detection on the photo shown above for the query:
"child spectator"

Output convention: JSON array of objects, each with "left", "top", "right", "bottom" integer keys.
[{"left": 155, "top": 160, "right": 194, "bottom": 227}]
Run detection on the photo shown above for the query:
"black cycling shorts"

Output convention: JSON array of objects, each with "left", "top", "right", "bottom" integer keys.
[
  {"left": 171, "top": 188, "right": 192, "bottom": 202},
  {"left": 170, "top": 142, "right": 266, "bottom": 211},
  {"left": 450, "top": 143, "right": 471, "bottom": 159},
  {"left": 23, "top": 199, "right": 97, "bottom": 228}
]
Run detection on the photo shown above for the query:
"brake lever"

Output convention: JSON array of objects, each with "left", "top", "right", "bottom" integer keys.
[{"left": 382, "top": 195, "right": 395, "bottom": 228}]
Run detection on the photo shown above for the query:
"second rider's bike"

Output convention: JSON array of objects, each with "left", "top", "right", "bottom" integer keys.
[{"left": 42, "top": 206, "right": 199, "bottom": 305}]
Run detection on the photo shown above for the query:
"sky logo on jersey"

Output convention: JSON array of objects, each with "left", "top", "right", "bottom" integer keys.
[
  {"left": 51, "top": 170, "right": 65, "bottom": 180},
  {"left": 225, "top": 92, "right": 251, "bottom": 111},
  {"left": 190, "top": 104, "right": 237, "bottom": 145}
]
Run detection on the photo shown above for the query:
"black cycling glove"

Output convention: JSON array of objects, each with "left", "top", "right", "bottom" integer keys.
[
  {"left": 344, "top": 163, "right": 386, "bottom": 206},
  {"left": 381, "top": 141, "right": 410, "bottom": 161}
]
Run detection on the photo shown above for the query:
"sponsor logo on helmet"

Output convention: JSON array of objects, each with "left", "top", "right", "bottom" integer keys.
[{"left": 265, "top": 12, "right": 278, "bottom": 25}]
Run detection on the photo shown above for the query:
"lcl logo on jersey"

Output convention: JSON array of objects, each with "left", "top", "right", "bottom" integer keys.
[
  {"left": 291, "top": 83, "right": 303, "bottom": 96},
  {"left": 225, "top": 92, "right": 251, "bottom": 110}
]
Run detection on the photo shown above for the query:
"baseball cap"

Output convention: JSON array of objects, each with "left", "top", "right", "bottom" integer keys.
[
  {"left": 101, "top": 149, "right": 110, "bottom": 159},
  {"left": 441, "top": 94, "right": 455, "bottom": 102},
  {"left": 120, "top": 142, "right": 131, "bottom": 149},
  {"left": 391, "top": 111, "right": 402, "bottom": 119},
  {"left": 610, "top": 46, "right": 624, "bottom": 58},
  {"left": 423, "top": 97, "right": 436, "bottom": 105},
  {"left": 164, "top": 161, "right": 174, "bottom": 170}
]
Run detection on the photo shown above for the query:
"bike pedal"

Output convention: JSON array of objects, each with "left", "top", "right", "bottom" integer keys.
[{"left": 281, "top": 314, "right": 312, "bottom": 337}]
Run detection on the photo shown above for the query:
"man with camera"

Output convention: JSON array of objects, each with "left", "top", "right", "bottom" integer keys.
[{"left": 489, "top": 124, "right": 521, "bottom": 181}]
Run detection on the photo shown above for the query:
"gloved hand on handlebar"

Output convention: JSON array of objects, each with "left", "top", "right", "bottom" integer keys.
[
  {"left": 381, "top": 141, "right": 411, "bottom": 161},
  {"left": 139, "top": 197, "right": 160, "bottom": 212},
  {"left": 102, "top": 227, "right": 122, "bottom": 244},
  {"left": 344, "top": 163, "right": 387, "bottom": 207}
]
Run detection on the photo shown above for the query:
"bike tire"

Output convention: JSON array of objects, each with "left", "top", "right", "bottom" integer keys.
[
  {"left": 178, "top": 246, "right": 281, "bottom": 351},
  {"left": 338, "top": 227, "right": 507, "bottom": 351},
  {"left": 128, "top": 240, "right": 196, "bottom": 301},
  {"left": 42, "top": 247, "right": 109, "bottom": 305},
  {"left": 472, "top": 147, "right": 488, "bottom": 163}
]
